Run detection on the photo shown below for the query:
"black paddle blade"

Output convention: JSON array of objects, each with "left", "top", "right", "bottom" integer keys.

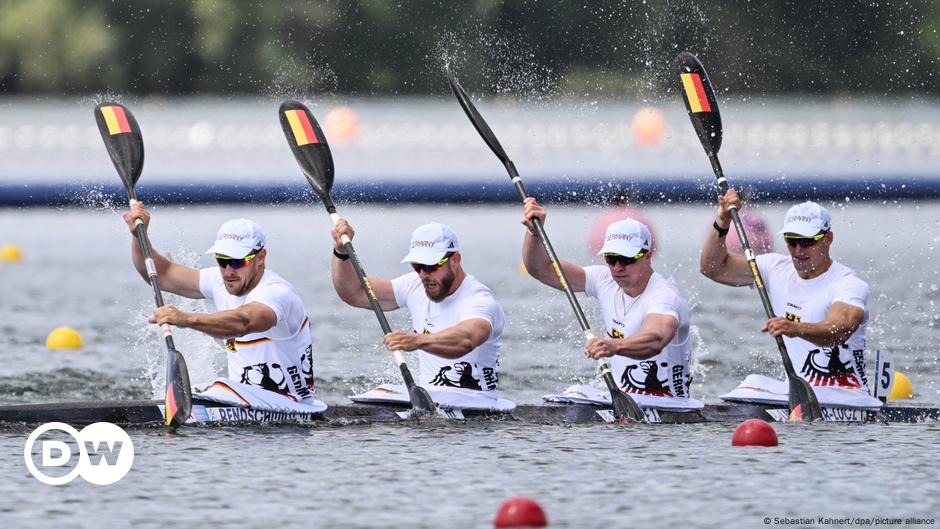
[
  {"left": 398, "top": 363, "right": 436, "bottom": 413},
  {"left": 788, "top": 376, "right": 823, "bottom": 422},
  {"left": 602, "top": 371, "right": 647, "bottom": 423},
  {"left": 164, "top": 347, "right": 193, "bottom": 427},
  {"left": 409, "top": 386, "right": 436, "bottom": 415},
  {"left": 675, "top": 52, "right": 723, "bottom": 156},
  {"left": 278, "top": 100, "right": 335, "bottom": 204},
  {"left": 94, "top": 103, "right": 144, "bottom": 198},
  {"left": 445, "top": 66, "right": 511, "bottom": 164}
]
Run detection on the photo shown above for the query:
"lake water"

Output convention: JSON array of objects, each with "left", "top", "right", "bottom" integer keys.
[{"left": 0, "top": 201, "right": 937, "bottom": 528}]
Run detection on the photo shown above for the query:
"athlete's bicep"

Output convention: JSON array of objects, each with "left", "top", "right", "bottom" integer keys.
[
  {"left": 640, "top": 313, "right": 679, "bottom": 346},
  {"left": 369, "top": 276, "right": 400, "bottom": 310},
  {"left": 239, "top": 301, "right": 278, "bottom": 334},
  {"left": 827, "top": 301, "right": 865, "bottom": 333},
  {"left": 162, "top": 262, "right": 203, "bottom": 298},
  {"left": 455, "top": 318, "right": 493, "bottom": 349},
  {"left": 558, "top": 260, "right": 587, "bottom": 292}
]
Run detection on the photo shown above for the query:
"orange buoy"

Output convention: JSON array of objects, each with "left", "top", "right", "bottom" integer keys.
[
  {"left": 731, "top": 419, "right": 778, "bottom": 447},
  {"left": 323, "top": 106, "right": 361, "bottom": 144},
  {"left": 631, "top": 107, "right": 666, "bottom": 146},
  {"left": 494, "top": 497, "right": 548, "bottom": 528}
]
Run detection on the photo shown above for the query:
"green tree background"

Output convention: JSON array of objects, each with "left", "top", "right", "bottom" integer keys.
[{"left": 0, "top": 0, "right": 936, "bottom": 96}]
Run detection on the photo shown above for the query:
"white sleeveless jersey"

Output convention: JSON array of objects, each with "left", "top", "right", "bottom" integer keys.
[
  {"left": 755, "top": 253, "right": 870, "bottom": 389},
  {"left": 199, "top": 268, "right": 316, "bottom": 402},
  {"left": 584, "top": 268, "right": 693, "bottom": 398},
  {"left": 391, "top": 273, "right": 505, "bottom": 392}
]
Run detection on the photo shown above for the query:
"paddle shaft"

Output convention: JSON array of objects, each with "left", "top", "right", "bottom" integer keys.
[
  {"left": 508, "top": 162, "right": 635, "bottom": 384},
  {"left": 444, "top": 73, "right": 643, "bottom": 420},
  {"left": 129, "top": 199, "right": 179, "bottom": 353},
  {"left": 323, "top": 203, "right": 413, "bottom": 376},
  {"left": 709, "top": 154, "right": 799, "bottom": 379}
]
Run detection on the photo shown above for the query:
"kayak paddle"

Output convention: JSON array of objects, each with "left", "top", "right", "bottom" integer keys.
[
  {"left": 278, "top": 99, "right": 436, "bottom": 416},
  {"left": 445, "top": 67, "right": 647, "bottom": 424},
  {"left": 675, "top": 52, "right": 823, "bottom": 422},
  {"left": 94, "top": 102, "right": 193, "bottom": 428}
]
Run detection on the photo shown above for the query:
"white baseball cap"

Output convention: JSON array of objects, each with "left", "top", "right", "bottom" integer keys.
[
  {"left": 597, "top": 218, "right": 652, "bottom": 257},
  {"left": 205, "top": 218, "right": 266, "bottom": 259},
  {"left": 400, "top": 222, "right": 460, "bottom": 265},
  {"left": 778, "top": 201, "right": 832, "bottom": 237}
]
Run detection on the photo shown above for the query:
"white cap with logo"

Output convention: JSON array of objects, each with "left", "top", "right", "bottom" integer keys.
[
  {"left": 597, "top": 218, "right": 652, "bottom": 257},
  {"left": 400, "top": 222, "right": 460, "bottom": 265},
  {"left": 205, "top": 218, "right": 266, "bottom": 259},
  {"left": 778, "top": 201, "right": 832, "bottom": 237}
]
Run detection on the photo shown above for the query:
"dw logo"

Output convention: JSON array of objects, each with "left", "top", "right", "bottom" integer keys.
[{"left": 23, "top": 422, "right": 134, "bottom": 485}]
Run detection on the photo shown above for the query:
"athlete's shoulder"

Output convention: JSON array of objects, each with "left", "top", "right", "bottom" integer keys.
[
  {"left": 252, "top": 270, "right": 301, "bottom": 298},
  {"left": 647, "top": 273, "right": 689, "bottom": 306},
  {"left": 828, "top": 260, "right": 869, "bottom": 290},
  {"left": 461, "top": 274, "right": 498, "bottom": 299}
]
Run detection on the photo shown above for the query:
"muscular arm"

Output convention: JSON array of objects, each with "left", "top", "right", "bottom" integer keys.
[
  {"left": 586, "top": 313, "right": 678, "bottom": 360},
  {"left": 330, "top": 256, "right": 398, "bottom": 310},
  {"left": 763, "top": 301, "right": 865, "bottom": 348},
  {"left": 520, "top": 197, "right": 586, "bottom": 291},
  {"left": 384, "top": 318, "right": 493, "bottom": 359},
  {"left": 329, "top": 218, "right": 398, "bottom": 310},
  {"left": 522, "top": 232, "right": 586, "bottom": 291},
  {"left": 700, "top": 190, "right": 756, "bottom": 287},
  {"left": 150, "top": 301, "right": 276, "bottom": 339},
  {"left": 124, "top": 200, "right": 202, "bottom": 299}
]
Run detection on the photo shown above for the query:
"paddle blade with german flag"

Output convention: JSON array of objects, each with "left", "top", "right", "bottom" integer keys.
[
  {"left": 94, "top": 103, "right": 144, "bottom": 197},
  {"left": 278, "top": 100, "right": 335, "bottom": 205},
  {"left": 164, "top": 346, "right": 193, "bottom": 427},
  {"left": 675, "top": 52, "right": 722, "bottom": 156}
]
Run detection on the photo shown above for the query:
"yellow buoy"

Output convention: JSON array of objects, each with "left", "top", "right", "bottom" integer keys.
[
  {"left": 0, "top": 243, "right": 23, "bottom": 262},
  {"left": 46, "top": 326, "right": 84, "bottom": 350},
  {"left": 888, "top": 371, "right": 914, "bottom": 400}
]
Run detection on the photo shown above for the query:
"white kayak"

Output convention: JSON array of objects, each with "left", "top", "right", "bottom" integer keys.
[
  {"left": 719, "top": 374, "right": 883, "bottom": 409},
  {"left": 543, "top": 384, "right": 705, "bottom": 411},
  {"left": 349, "top": 383, "right": 516, "bottom": 412},
  {"left": 194, "top": 378, "right": 328, "bottom": 414}
]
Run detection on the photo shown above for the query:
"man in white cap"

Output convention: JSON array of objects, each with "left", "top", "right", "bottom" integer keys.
[
  {"left": 123, "top": 201, "right": 322, "bottom": 411},
  {"left": 521, "top": 198, "right": 695, "bottom": 402},
  {"left": 701, "top": 190, "right": 875, "bottom": 404},
  {"left": 331, "top": 219, "right": 510, "bottom": 407}
]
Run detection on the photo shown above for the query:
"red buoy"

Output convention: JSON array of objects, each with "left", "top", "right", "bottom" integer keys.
[
  {"left": 494, "top": 497, "right": 548, "bottom": 528},
  {"left": 731, "top": 419, "right": 779, "bottom": 447}
]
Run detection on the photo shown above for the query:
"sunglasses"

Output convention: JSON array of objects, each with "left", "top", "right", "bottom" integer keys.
[
  {"left": 410, "top": 253, "right": 453, "bottom": 274},
  {"left": 215, "top": 250, "right": 260, "bottom": 269},
  {"left": 784, "top": 231, "right": 827, "bottom": 248},
  {"left": 603, "top": 251, "right": 647, "bottom": 267}
]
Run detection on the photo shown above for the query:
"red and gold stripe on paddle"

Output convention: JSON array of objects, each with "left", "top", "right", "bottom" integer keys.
[
  {"left": 284, "top": 109, "right": 319, "bottom": 146},
  {"left": 100, "top": 105, "right": 133, "bottom": 135},
  {"left": 680, "top": 73, "right": 712, "bottom": 113},
  {"left": 165, "top": 382, "right": 179, "bottom": 425}
]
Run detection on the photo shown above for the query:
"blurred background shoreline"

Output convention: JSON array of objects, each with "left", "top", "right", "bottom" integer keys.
[{"left": 3, "top": 96, "right": 940, "bottom": 205}]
